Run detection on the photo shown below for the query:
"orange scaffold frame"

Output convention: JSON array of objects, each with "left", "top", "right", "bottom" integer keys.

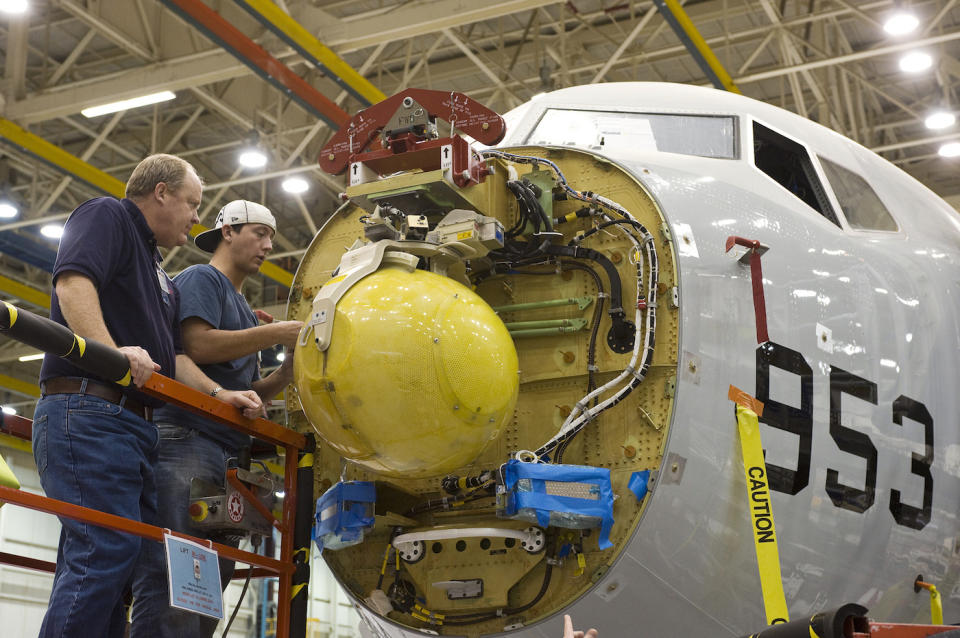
[{"left": 0, "top": 372, "right": 310, "bottom": 638}]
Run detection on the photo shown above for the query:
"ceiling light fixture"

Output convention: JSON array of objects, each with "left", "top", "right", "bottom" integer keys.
[
  {"left": 17, "top": 353, "right": 44, "bottom": 362},
  {"left": 238, "top": 149, "right": 268, "bottom": 169},
  {"left": 899, "top": 51, "right": 933, "bottom": 73},
  {"left": 925, "top": 111, "right": 956, "bottom": 130},
  {"left": 938, "top": 142, "right": 960, "bottom": 157},
  {"left": 1, "top": 406, "right": 16, "bottom": 416},
  {"left": 40, "top": 224, "right": 63, "bottom": 239},
  {"left": 0, "top": 202, "right": 18, "bottom": 219},
  {"left": 81, "top": 91, "right": 176, "bottom": 118},
  {"left": 883, "top": 12, "right": 920, "bottom": 36},
  {"left": 0, "top": 0, "right": 28, "bottom": 15},
  {"left": 281, "top": 177, "right": 309, "bottom": 194}
]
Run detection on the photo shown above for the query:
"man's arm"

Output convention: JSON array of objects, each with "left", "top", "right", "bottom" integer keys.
[
  {"left": 57, "top": 272, "right": 159, "bottom": 386},
  {"left": 175, "top": 353, "right": 263, "bottom": 419},
  {"left": 181, "top": 317, "right": 303, "bottom": 365},
  {"left": 251, "top": 354, "right": 294, "bottom": 403}
]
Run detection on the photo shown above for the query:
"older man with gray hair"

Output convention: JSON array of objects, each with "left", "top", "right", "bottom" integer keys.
[{"left": 33, "top": 155, "right": 263, "bottom": 638}]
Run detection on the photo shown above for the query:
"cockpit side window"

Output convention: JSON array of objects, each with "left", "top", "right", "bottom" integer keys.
[
  {"left": 818, "top": 157, "right": 899, "bottom": 232},
  {"left": 752, "top": 121, "right": 841, "bottom": 228},
  {"left": 525, "top": 109, "right": 738, "bottom": 159}
]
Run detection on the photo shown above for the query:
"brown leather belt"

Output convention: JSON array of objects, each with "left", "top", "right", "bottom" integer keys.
[{"left": 42, "top": 377, "right": 153, "bottom": 421}]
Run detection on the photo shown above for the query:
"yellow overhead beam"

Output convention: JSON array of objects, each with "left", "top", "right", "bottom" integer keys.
[
  {"left": 0, "top": 373, "right": 40, "bottom": 399},
  {"left": 0, "top": 274, "right": 51, "bottom": 310},
  {"left": 234, "top": 0, "right": 386, "bottom": 105},
  {"left": 0, "top": 118, "right": 295, "bottom": 289},
  {"left": 0, "top": 432, "right": 31, "bottom": 454},
  {"left": 653, "top": 0, "right": 742, "bottom": 94},
  {"left": 0, "top": 118, "right": 126, "bottom": 196}
]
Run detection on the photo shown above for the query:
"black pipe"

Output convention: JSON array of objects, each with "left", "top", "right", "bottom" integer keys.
[
  {"left": 289, "top": 434, "right": 316, "bottom": 638},
  {"left": 0, "top": 301, "right": 131, "bottom": 386},
  {"left": 739, "top": 603, "right": 868, "bottom": 638}
]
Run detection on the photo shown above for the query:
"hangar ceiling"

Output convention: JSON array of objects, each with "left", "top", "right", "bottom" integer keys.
[{"left": 0, "top": 0, "right": 958, "bottom": 412}]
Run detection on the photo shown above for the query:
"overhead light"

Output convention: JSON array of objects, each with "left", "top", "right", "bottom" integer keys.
[
  {"left": 81, "top": 91, "right": 176, "bottom": 118},
  {"left": 883, "top": 12, "right": 919, "bottom": 36},
  {"left": 925, "top": 111, "right": 956, "bottom": 130},
  {"left": 238, "top": 149, "right": 268, "bottom": 169},
  {"left": 1, "top": 406, "right": 15, "bottom": 415},
  {"left": 899, "top": 51, "right": 933, "bottom": 73},
  {"left": 276, "top": 351, "right": 286, "bottom": 362},
  {"left": 40, "top": 224, "right": 63, "bottom": 239},
  {"left": 281, "top": 177, "right": 309, "bottom": 194},
  {"left": 0, "top": 202, "right": 17, "bottom": 219},
  {"left": 0, "top": 0, "right": 28, "bottom": 15},
  {"left": 17, "top": 353, "right": 44, "bottom": 362},
  {"left": 938, "top": 142, "right": 960, "bottom": 157}
]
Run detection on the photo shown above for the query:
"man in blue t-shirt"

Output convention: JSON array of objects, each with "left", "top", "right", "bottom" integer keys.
[
  {"left": 33, "top": 155, "right": 263, "bottom": 638},
  {"left": 131, "top": 200, "right": 302, "bottom": 637}
]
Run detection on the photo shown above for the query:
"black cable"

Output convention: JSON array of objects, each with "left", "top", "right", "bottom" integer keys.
[
  {"left": 553, "top": 260, "right": 605, "bottom": 464},
  {"left": 442, "top": 563, "right": 554, "bottom": 625},
  {"left": 221, "top": 568, "right": 252, "bottom": 638}
]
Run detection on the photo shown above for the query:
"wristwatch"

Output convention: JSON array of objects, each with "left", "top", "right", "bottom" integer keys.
[{"left": 209, "top": 386, "right": 223, "bottom": 397}]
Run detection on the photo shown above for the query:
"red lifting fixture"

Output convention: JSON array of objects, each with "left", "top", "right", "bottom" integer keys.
[{"left": 319, "top": 88, "right": 506, "bottom": 188}]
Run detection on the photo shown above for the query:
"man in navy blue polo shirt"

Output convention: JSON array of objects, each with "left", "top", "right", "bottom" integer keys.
[
  {"left": 33, "top": 154, "right": 264, "bottom": 638},
  {"left": 131, "top": 200, "right": 302, "bottom": 637}
]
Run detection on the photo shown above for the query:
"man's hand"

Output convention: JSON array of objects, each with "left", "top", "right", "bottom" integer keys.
[
  {"left": 254, "top": 309, "right": 274, "bottom": 324},
  {"left": 563, "top": 614, "right": 598, "bottom": 638},
  {"left": 271, "top": 320, "right": 304, "bottom": 350},
  {"left": 218, "top": 389, "right": 265, "bottom": 420},
  {"left": 119, "top": 346, "right": 160, "bottom": 387}
]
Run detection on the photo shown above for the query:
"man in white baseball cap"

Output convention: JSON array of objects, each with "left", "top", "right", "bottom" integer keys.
[{"left": 131, "top": 200, "right": 302, "bottom": 637}]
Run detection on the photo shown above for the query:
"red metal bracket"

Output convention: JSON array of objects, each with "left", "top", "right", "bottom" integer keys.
[
  {"left": 227, "top": 468, "right": 285, "bottom": 533},
  {"left": 725, "top": 235, "right": 770, "bottom": 344},
  {"left": 318, "top": 88, "right": 505, "bottom": 176}
]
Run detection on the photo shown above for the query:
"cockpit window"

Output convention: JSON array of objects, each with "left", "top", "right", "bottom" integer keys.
[
  {"left": 752, "top": 121, "right": 840, "bottom": 228},
  {"left": 525, "top": 109, "right": 738, "bottom": 159},
  {"left": 818, "top": 157, "right": 899, "bottom": 232}
]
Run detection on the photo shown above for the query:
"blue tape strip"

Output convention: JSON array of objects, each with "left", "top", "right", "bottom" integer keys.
[
  {"left": 628, "top": 470, "right": 650, "bottom": 502},
  {"left": 502, "top": 459, "right": 616, "bottom": 550},
  {"left": 313, "top": 481, "right": 376, "bottom": 551}
]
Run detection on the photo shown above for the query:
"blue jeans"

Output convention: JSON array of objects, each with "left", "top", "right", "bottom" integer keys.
[
  {"left": 130, "top": 425, "right": 241, "bottom": 638},
  {"left": 32, "top": 392, "right": 159, "bottom": 638}
]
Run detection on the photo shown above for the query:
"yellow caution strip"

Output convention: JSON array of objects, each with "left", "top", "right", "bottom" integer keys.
[
  {"left": 729, "top": 384, "right": 789, "bottom": 626},
  {"left": 233, "top": 0, "right": 386, "bottom": 106}
]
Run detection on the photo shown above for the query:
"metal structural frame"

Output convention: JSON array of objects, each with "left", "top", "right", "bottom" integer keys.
[{"left": 0, "top": 372, "right": 310, "bottom": 638}]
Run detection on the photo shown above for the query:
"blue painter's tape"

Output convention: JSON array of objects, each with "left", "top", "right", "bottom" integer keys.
[
  {"left": 628, "top": 470, "right": 650, "bottom": 502},
  {"left": 313, "top": 481, "right": 375, "bottom": 552},
  {"left": 501, "top": 459, "right": 615, "bottom": 550}
]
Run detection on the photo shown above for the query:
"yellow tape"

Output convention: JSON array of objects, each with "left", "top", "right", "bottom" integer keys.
[
  {"left": 116, "top": 369, "right": 132, "bottom": 387},
  {"left": 928, "top": 585, "right": 943, "bottom": 625},
  {"left": 75, "top": 335, "right": 86, "bottom": 357},
  {"left": 735, "top": 402, "right": 789, "bottom": 625},
  {"left": 3, "top": 301, "right": 17, "bottom": 328},
  {"left": 299, "top": 453, "right": 314, "bottom": 468},
  {"left": 291, "top": 583, "right": 307, "bottom": 599}
]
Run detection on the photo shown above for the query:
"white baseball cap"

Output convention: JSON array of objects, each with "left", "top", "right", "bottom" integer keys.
[{"left": 195, "top": 200, "right": 277, "bottom": 253}]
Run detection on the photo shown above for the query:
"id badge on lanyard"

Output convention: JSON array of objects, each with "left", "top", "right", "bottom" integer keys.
[{"left": 156, "top": 263, "right": 172, "bottom": 306}]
